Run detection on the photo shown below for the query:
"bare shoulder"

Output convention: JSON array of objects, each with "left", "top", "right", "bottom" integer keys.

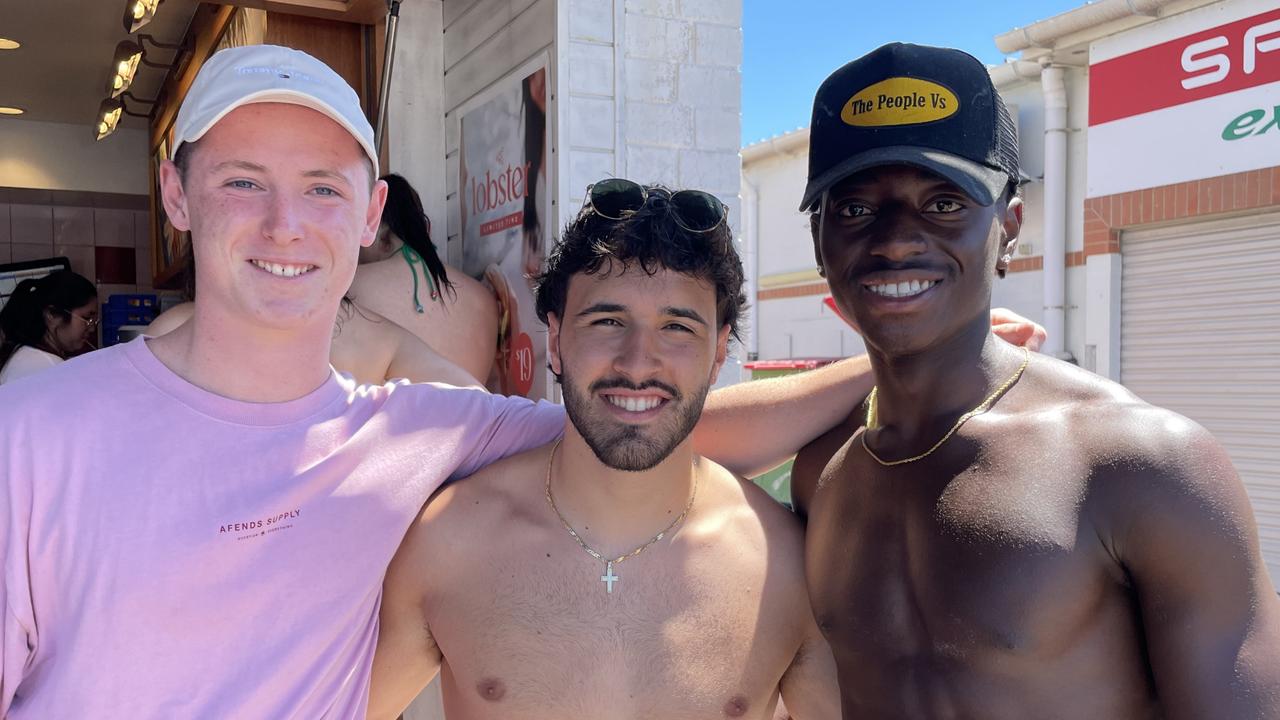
[
  {"left": 737, "top": 470, "right": 806, "bottom": 548},
  {"left": 1016, "top": 355, "right": 1242, "bottom": 532},
  {"left": 144, "top": 301, "right": 194, "bottom": 337},
  {"left": 386, "top": 443, "right": 552, "bottom": 623},
  {"left": 351, "top": 260, "right": 496, "bottom": 320},
  {"left": 698, "top": 462, "right": 816, "bottom": 646},
  {"left": 700, "top": 460, "right": 808, "bottom": 577},
  {"left": 1019, "top": 353, "right": 1223, "bottom": 468},
  {"left": 405, "top": 442, "right": 554, "bottom": 557},
  {"left": 439, "top": 263, "right": 499, "bottom": 319}
]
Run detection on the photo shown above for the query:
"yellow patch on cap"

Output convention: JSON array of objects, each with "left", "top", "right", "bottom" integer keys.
[{"left": 841, "top": 77, "right": 958, "bottom": 127}]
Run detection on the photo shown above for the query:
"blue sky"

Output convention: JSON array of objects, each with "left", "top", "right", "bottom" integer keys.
[{"left": 742, "top": 0, "right": 1088, "bottom": 145}]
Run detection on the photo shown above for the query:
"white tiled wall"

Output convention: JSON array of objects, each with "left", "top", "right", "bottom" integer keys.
[{"left": 0, "top": 188, "right": 153, "bottom": 294}]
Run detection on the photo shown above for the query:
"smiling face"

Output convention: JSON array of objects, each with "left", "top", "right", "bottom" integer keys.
[
  {"left": 813, "top": 164, "right": 1021, "bottom": 357},
  {"left": 159, "top": 102, "right": 386, "bottom": 334},
  {"left": 548, "top": 264, "right": 730, "bottom": 472}
]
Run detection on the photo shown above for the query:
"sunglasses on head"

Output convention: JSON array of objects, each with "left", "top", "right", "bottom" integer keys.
[{"left": 582, "top": 178, "right": 727, "bottom": 233}]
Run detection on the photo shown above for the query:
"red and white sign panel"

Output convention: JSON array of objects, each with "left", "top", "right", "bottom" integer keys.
[{"left": 1088, "top": 0, "right": 1280, "bottom": 198}]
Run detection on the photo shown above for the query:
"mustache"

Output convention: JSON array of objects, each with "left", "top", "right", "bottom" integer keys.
[{"left": 589, "top": 378, "right": 681, "bottom": 398}]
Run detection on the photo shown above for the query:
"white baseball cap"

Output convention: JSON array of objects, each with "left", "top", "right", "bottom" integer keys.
[{"left": 172, "top": 44, "right": 378, "bottom": 176}]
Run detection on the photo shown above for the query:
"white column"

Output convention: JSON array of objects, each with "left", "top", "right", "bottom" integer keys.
[
  {"left": 384, "top": 0, "right": 447, "bottom": 232},
  {"left": 1084, "top": 252, "right": 1122, "bottom": 381},
  {"left": 1040, "top": 64, "right": 1070, "bottom": 360}
]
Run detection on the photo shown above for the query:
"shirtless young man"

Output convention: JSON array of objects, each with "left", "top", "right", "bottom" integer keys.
[
  {"left": 370, "top": 182, "right": 840, "bottom": 719},
  {"left": 792, "top": 43, "right": 1280, "bottom": 718}
]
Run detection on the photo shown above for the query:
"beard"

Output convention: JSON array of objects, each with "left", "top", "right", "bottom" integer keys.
[{"left": 559, "top": 369, "right": 711, "bottom": 472}]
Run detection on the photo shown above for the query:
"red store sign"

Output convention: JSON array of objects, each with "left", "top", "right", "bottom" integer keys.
[{"left": 1090, "top": 6, "right": 1280, "bottom": 126}]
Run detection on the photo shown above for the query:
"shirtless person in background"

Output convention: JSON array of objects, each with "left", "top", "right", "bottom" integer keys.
[
  {"left": 145, "top": 298, "right": 479, "bottom": 387},
  {"left": 348, "top": 174, "right": 499, "bottom": 382},
  {"left": 371, "top": 181, "right": 840, "bottom": 719},
  {"left": 793, "top": 43, "right": 1280, "bottom": 718}
]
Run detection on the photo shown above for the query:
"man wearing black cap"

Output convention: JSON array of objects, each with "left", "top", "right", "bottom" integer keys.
[{"left": 791, "top": 43, "right": 1280, "bottom": 718}]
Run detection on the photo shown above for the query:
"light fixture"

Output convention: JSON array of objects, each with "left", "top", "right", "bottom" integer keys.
[
  {"left": 109, "top": 42, "right": 144, "bottom": 98},
  {"left": 96, "top": 100, "right": 123, "bottom": 140},
  {"left": 96, "top": 99, "right": 124, "bottom": 140},
  {"left": 95, "top": 92, "right": 155, "bottom": 141},
  {"left": 0, "top": 38, "right": 20, "bottom": 50},
  {"left": 123, "top": 0, "right": 163, "bottom": 34},
  {"left": 0, "top": 107, "right": 24, "bottom": 115},
  {"left": 105, "top": 35, "right": 185, "bottom": 99}
]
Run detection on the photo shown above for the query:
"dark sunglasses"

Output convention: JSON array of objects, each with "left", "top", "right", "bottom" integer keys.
[{"left": 582, "top": 178, "right": 727, "bottom": 233}]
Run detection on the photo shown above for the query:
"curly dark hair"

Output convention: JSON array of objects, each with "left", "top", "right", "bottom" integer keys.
[{"left": 534, "top": 185, "right": 746, "bottom": 344}]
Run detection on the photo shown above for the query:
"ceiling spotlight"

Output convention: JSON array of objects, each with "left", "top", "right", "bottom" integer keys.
[
  {"left": 0, "top": 107, "right": 24, "bottom": 115},
  {"left": 105, "top": 35, "right": 185, "bottom": 99},
  {"left": 109, "top": 41, "right": 144, "bottom": 98},
  {"left": 96, "top": 99, "right": 124, "bottom": 140},
  {"left": 0, "top": 38, "right": 20, "bottom": 51},
  {"left": 124, "top": 0, "right": 163, "bottom": 34},
  {"left": 95, "top": 92, "right": 155, "bottom": 141}
]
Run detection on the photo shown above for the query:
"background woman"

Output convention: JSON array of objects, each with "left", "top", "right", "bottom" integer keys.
[
  {"left": 0, "top": 269, "right": 99, "bottom": 385},
  {"left": 347, "top": 174, "right": 499, "bottom": 383}
]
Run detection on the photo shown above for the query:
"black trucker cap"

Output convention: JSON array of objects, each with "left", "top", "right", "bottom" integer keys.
[{"left": 799, "top": 42, "right": 1019, "bottom": 212}]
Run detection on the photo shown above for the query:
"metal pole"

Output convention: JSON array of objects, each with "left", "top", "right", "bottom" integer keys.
[{"left": 374, "top": 0, "right": 402, "bottom": 156}]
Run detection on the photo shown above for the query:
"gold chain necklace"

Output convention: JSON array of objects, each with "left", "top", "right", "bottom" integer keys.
[
  {"left": 544, "top": 437, "right": 698, "bottom": 594},
  {"left": 862, "top": 346, "right": 1031, "bottom": 467}
]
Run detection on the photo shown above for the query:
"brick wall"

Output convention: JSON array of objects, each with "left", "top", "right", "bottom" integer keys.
[{"left": 1083, "top": 167, "right": 1280, "bottom": 257}]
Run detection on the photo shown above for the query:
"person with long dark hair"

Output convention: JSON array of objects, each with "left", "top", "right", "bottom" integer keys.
[
  {"left": 0, "top": 269, "right": 98, "bottom": 385},
  {"left": 520, "top": 68, "right": 547, "bottom": 280},
  {"left": 348, "top": 173, "right": 500, "bottom": 382}
]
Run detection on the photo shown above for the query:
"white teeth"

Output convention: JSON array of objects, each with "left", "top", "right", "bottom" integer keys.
[
  {"left": 251, "top": 259, "right": 316, "bottom": 278},
  {"left": 607, "top": 395, "right": 663, "bottom": 412},
  {"left": 867, "top": 279, "right": 938, "bottom": 298}
]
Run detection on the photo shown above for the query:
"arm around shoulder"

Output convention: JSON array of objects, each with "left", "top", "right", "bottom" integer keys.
[
  {"left": 1109, "top": 410, "right": 1280, "bottom": 718},
  {"left": 694, "top": 354, "right": 872, "bottom": 479}
]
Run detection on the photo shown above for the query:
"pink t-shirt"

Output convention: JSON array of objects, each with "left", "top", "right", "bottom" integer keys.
[{"left": 0, "top": 337, "right": 563, "bottom": 719}]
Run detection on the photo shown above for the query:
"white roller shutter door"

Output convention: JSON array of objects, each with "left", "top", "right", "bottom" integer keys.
[{"left": 1121, "top": 212, "right": 1280, "bottom": 590}]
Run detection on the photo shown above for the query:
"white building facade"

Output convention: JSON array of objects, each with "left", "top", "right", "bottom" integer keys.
[{"left": 743, "top": 0, "right": 1280, "bottom": 584}]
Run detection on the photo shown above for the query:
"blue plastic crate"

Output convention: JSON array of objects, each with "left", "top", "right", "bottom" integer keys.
[
  {"left": 106, "top": 293, "right": 159, "bottom": 310},
  {"left": 102, "top": 305, "right": 156, "bottom": 327}
]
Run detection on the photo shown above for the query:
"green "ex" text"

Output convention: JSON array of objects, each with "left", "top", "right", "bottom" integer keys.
[{"left": 1222, "top": 106, "right": 1280, "bottom": 140}]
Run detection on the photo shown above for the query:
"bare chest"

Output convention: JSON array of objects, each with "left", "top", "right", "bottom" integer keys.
[
  {"left": 428, "top": 538, "right": 799, "bottom": 720},
  {"left": 805, "top": 441, "right": 1119, "bottom": 670}
]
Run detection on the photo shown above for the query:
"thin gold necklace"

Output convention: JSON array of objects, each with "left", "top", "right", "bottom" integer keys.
[
  {"left": 862, "top": 346, "right": 1031, "bottom": 467},
  {"left": 544, "top": 437, "right": 698, "bottom": 594}
]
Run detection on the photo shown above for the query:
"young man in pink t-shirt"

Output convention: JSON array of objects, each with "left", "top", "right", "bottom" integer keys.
[{"left": 0, "top": 46, "right": 889, "bottom": 719}]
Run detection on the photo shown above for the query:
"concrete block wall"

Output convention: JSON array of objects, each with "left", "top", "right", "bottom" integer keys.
[{"left": 561, "top": 0, "right": 743, "bottom": 227}]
